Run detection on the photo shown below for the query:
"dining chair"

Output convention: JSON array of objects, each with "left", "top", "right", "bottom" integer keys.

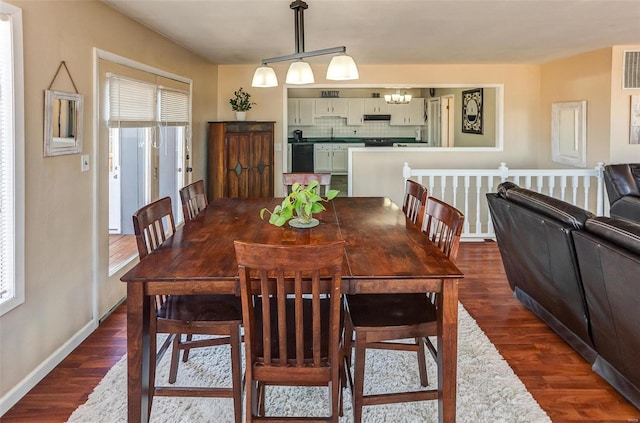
[
  {"left": 132, "top": 197, "right": 243, "bottom": 423},
  {"left": 234, "top": 240, "right": 346, "bottom": 423},
  {"left": 403, "top": 179, "right": 428, "bottom": 228},
  {"left": 343, "top": 197, "right": 464, "bottom": 423},
  {"left": 179, "top": 179, "right": 208, "bottom": 222},
  {"left": 283, "top": 172, "right": 332, "bottom": 196}
]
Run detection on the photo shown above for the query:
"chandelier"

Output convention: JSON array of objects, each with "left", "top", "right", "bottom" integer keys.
[
  {"left": 251, "top": 0, "right": 359, "bottom": 87},
  {"left": 384, "top": 90, "right": 412, "bottom": 104}
]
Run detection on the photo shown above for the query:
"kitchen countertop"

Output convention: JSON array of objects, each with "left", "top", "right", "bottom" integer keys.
[{"left": 288, "top": 137, "right": 427, "bottom": 144}]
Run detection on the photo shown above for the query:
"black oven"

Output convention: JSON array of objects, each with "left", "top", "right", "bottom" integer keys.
[{"left": 291, "top": 143, "right": 314, "bottom": 172}]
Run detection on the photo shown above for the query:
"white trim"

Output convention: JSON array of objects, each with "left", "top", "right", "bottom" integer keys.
[
  {"left": 0, "top": 2, "right": 25, "bottom": 316},
  {"left": 0, "top": 320, "right": 96, "bottom": 415}
]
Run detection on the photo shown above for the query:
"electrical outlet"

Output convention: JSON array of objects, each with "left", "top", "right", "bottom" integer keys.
[{"left": 81, "top": 154, "right": 90, "bottom": 172}]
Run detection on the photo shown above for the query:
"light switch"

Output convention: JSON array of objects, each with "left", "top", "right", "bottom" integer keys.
[{"left": 81, "top": 154, "right": 90, "bottom": 172}]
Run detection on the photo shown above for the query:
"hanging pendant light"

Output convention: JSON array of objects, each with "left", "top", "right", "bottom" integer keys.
[
  {"left": 251, "top": 66, "right": 278, "bottom": 88},
  {"left": 326, "top": 54, "right": 359, "bottom": 81},
  {"left": 286, "top": 60, "right": 315, "bottom": 84},
  {"left": 252, "top": 0, "right": 359, "bottom": 87}
]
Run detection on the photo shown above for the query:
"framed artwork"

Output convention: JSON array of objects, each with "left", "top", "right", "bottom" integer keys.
[
  {"left": 462, "top": 88, "right": 483, "bottom": 134},
  {"left": 551, "top": 101, "right": 587, "bottom": 168},
  {"left": 631, "top": 95, "right": 640, "bottom": 145}
]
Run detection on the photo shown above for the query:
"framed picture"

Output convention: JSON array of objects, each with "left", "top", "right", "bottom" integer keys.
[
  {"left": 462, "top": 88, "right": 483, "bottom": 134},
  {"left": 631, "top": 95, "right": 640, "bottom": 145}
]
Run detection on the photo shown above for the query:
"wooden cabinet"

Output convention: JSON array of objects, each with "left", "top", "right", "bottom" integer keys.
[
  {"left": 288, "top": 99, "right": 314, "bottom": 125},
  {"left": 314, "top": 98, "right": 348, "bottom": 117},
  {"left": 347, "top": 99, "right": 364, "bottom": 125},
  {"left": 390, "top": 98, "right": 425, "bottom": 125},
  {"left": 364, "top": 98, "right": 389, "bottom": 115},
  {"left": 207, "top": 121, "right": 274, "bottom": 200},
  {"left": 314, "top": 144, "right": 332, "bottom": 172},
  {"left": 314, "top": 143, "right": 364, "bottom": 174}
]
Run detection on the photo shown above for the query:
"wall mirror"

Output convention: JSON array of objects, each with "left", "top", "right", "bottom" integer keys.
[
  {"left": 551, "top": 101, "right": 587, "bottom": 168},
  {"left": 287, "top": 84, "right": 503, "bottom": 150},
  {"left": 44, "top": 89, "right": 83, "bottom": 157}
]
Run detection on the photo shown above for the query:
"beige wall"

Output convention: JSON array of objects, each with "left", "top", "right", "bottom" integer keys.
[
  {"left": 1, "top": 0, "right": 217, "bottom": 404},
  {"left": 610, "top": 45, "right": 640, "bottom": 163},
  {"left": 540, "top": 48, "right": 613, "bottom": 168}
]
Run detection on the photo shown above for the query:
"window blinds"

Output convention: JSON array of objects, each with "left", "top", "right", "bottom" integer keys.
[
  {"left": 107, "top": 74, "right": 190, "bottom": 128},
  {"left": 0, "top": 14, "right": 14, "bottom": 301}
]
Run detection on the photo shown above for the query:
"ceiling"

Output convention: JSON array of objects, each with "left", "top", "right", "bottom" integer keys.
[{"left": 104, "top": 0, "right": 640, "bottom": 66}]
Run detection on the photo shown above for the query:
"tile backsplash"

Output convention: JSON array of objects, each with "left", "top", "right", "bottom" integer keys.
[{"left": 289, "top": 116, "right": 421, "bottom": 139}]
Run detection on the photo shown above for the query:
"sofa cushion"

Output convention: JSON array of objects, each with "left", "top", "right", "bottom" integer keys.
[
  {"left": 604, "top": 163, "right": 640, "bottom": 204},
  {"left": 609, "top": 195, "right": 640, "bottom": 224},
  {"left": 585, "top": 217, "right": 640, "bottom": 255},
  {"left": 498, "top": 182, "right": 594, "bottom": 229}
]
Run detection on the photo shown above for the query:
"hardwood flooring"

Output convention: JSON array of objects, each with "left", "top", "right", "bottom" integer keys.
[
  {"left": 2, "top": 241, "right": 638, "bottom": 422},
  {"left": 108, "top": 234, "right": 137, "bottom": 273}
]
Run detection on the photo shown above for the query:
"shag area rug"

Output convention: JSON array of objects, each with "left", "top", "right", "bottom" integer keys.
[{"left": 68, "top": 303, "right": 550, "bottom": 422}]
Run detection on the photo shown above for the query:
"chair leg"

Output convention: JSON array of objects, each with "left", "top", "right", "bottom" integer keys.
[
  {"left": 330, "top": 367, "right": 340, "bottom": 422},
  {"left": 168, "top": 334, "right": 181, "bottom": 384},
  {"left": 416, "top": 337, "right": 428, "bottom": 387},
  {"left": 182, "top": 334, "right": 193, "bottom": 363},
  {"left": 246, "top": 378, "right": 256, "bottom": 423},
  {"left": 257, "top": 382, "right": 266, "bottom": 416},
  {"left": 230, "top": 326, "right": 243, "bottom": 423},
  {"left": 352, "top": 332, "right": 367, "bottom": 423}
]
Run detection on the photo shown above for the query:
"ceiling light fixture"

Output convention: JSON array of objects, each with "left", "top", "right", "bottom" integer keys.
[
  {"left": 384, "top": 90, "right": 413, "bottom": 104},
  {"left": 251, "top": 0, "right": 359, "bottom": 87}
]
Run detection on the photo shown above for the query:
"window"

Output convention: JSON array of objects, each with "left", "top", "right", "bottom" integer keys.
[{"left": 0, "top": 3, "right": 24, "bottom": 315}]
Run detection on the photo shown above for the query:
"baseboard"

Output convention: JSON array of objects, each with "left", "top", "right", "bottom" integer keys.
[{"left": 0, "top": 318, "right": 98, "bottom": 416}]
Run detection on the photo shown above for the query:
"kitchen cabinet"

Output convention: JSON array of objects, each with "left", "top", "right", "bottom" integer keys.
[
  {"left": 314, "top": 143, "right": 364, "bottom": 174},
  {"left": 207, "top": 121, "right": 274, "bottom": 200},
  {"left": 347, "top": 98, "right": 364, "bottom": 125},
  {"left": 390, "top": 98, "right": 425, "bottom": 126},
  {"left": 314, "top": 98, "right": 348, "bottom": 117},
  {"left": 364, "top": 98, "right": 389, "bottom": 115},
  {"left": 288, "top": 98, "right": 314, "bottom": 125}
]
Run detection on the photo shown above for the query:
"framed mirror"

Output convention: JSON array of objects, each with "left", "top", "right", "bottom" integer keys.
[
  {"left": 551, "top": 101, "right": 587, "bottom": 168},
  {"left": 44, "top": 89, "right": 83, "bottom": 156}
]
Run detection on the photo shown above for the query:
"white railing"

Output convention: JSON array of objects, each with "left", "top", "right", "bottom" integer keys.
[{"left": 403, "top": 162, "right": 606, "bottom": 240}]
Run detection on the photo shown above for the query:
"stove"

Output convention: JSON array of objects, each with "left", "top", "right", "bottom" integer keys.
[{"left": 364, "top": 138, "right": 394, "bottom": 147}]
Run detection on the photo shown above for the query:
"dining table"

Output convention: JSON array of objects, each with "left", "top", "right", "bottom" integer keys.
[{"left": 121, "top": 196, "right": 464, "bottom": 423}]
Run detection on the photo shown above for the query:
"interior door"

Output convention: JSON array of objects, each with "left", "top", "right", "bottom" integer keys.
[
  {"left": 441, "top": 95, "right": 455, "bottom": 147},
  {"left": 428, "top": 98, "right": 441, "bottom": 146}
]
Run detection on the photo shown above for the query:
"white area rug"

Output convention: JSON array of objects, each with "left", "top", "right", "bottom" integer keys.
[{"left": 67, "top": 304, "right": 550, "bottom": 422}]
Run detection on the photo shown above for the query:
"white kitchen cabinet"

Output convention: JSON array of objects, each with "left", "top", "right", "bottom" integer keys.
[
  {"left": 331, "top": 144, "right": 350, "bottom": 173},
  {"left": 314, "top": 144, "right": 332, "bottom": 172},
  {"left": 314, "top": 98, "right": 348, "bottom": 117},
  {"left": 288, "top": 98, "right": 315, "bottom": 125},
  {"left": 364, "top": 98, "right": 389, "bottom": 115},
  {"left": 347, "top": 98, "right": 364, "bottom": 125},
  {"left": 390, "top": 98, "right": 425, "bottom": 125}
]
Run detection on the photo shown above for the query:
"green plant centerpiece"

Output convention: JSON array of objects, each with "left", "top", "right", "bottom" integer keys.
[
  {"left": 229, "top": 87, "right": 255, "bottom": 112},
  {"left": 260, "top": 181, "right": 339, "bottom": 228}
]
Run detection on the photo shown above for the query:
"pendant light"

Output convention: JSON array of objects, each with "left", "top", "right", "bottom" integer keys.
[
  {"left": 384, "top": 90, "right": 413, "bottom": 104},
  {"left": 252, "top": 0, "right": 359, "bottom": 87}
]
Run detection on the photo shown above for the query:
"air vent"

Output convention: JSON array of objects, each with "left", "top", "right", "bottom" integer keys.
[{"left": 623, "top": 51, "right": 640, "bottom": 89}]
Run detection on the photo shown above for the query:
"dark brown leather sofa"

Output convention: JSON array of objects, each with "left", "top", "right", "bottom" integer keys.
[
  {"left": 603, "top": 163, "right": 640, "bottom": 223},
  {"left": 487, "top": 182, "right": 640, "bottom": 409}
]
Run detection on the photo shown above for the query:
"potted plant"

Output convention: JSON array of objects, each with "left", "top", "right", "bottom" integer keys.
[
  {"left": 229, "top": 87, "right": 255, "bottom": 121},
  {"left": 260, "top": 181, "right": 339, "bottom": 228}
]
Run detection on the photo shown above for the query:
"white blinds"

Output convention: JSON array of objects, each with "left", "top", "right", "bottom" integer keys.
[
  {"left": 107, "top": 74, "right": 190, "bottom": 128},
  {"left": 0, "top": 13, "right": 14, "bottom": 301}
]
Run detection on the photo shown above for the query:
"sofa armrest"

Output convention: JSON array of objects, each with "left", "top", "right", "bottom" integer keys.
[
  {"left": 609, "top": 195, "right": 640, "bottom": 224},
  {"left": 585, "top": 217, "right": 640, "bottom": 255}
]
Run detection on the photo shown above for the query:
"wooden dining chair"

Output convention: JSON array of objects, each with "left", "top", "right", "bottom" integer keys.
[
  {"left": 343, "top": 197, "right": 464, "bottom": 423},
  {"left": 132, "top": 197, "right": 243, "bottom": 423},
  {"left": 179, "top": 179, "right": 208, "bottom": 222},
  {"left": 403, "top": 179, "right": 428, "bottom": 228},
  {"left": 283, "top": 172, "right": 332, "bottom": 196},
  {"left": 234, "top": 240, "right": 346, "bottom": 423}
]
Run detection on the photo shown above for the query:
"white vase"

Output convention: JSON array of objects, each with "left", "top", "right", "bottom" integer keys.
[{"left": 235, "top": 111, "right": 246, "bottom": 121}]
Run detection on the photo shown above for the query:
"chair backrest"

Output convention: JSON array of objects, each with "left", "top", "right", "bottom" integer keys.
[
  {"left": 422, "top": 197, "right": 464, "bottom": 261},
  {"left": 132, "top": 196, "right": 176, "bottom": 260},
  {"left": 180, "top": 180, "right": 208, "bottom": 222},
  {"left": 283, "top": 172, "right": 331, "bottom": 196},
  {"left": 234, "top": 240, "right": 344, "bottom": 370},
  {"left": 403, "top": 179, "right": 428, "bottom": 227}
]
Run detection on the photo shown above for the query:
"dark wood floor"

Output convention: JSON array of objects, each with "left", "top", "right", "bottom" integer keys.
[{"left": 2, "top": 241, "right": 638, "bottom": 422}]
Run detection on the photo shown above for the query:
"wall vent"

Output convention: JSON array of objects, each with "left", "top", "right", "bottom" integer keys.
[{"left": 623, "top": 51, "right": 640, "bottom": 89}]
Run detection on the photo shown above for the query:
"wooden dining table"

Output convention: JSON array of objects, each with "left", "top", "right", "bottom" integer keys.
[{"left": 121, "top": 196, "right": 463, "bottom": 423}]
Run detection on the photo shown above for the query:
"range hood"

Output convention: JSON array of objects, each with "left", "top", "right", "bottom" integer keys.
[{"left": 363, "top": 114, "right": 391, "bottom": 121}]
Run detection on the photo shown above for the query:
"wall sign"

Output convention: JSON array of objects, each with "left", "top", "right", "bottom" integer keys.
[{"left": 462, "top": 88, "right": 483, "bottom": 134}]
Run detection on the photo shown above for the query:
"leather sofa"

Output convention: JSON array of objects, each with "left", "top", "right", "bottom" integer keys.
[
  {"left": 603, "top": 163, "right": 640, "bottom": 223},
  {"left": 487, "top": 182, "right": 640, "bottom": 409}
]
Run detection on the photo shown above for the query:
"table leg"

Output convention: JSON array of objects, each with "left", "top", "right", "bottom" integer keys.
[
  {"left": 127, "top": 283, "right": 151, "bottom": 423},
  {"left": 437, "top": 278, "right": 459, "bottom": 423}
]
